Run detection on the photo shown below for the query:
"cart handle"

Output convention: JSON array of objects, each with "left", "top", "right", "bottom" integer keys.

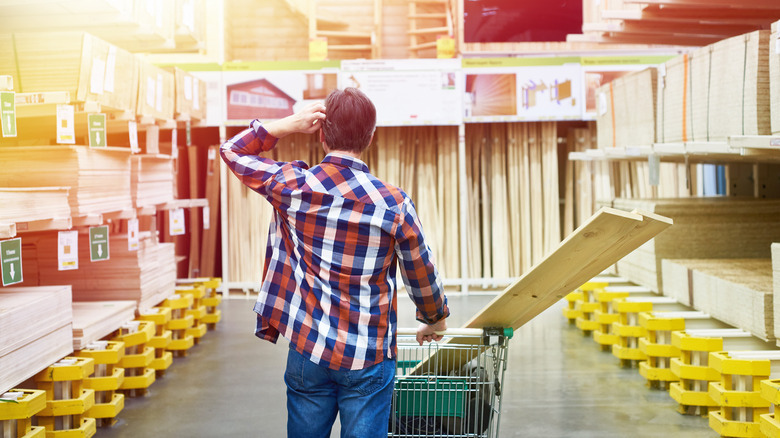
[{"left": 396, "top": 328, "right": 484, "bottom": 336}]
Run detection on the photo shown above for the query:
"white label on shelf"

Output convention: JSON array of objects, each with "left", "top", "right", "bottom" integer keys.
[
  {"left": 128, "top": 218, "right": 140, "bottom": 251},
  {"left": 172, "top": 128, "right": 179, "bottom": 159},
  {"left": 56, "top": 104, "right": 76, "bottom": 144},
  {"left": 129, "top": 120, "right": 140, "bottom": 153},
  {"left": 57, "top": 230, "right": 78, "bottom": 271},
  {"left": 203, "top": 206, "right": 210, "bottom": 230},
  {"left": 776, "top": 35, "right": 780, "bottom": 54},
  {"left": 170, "top": 208, "right": 186, "bottom": 236},
  {"left": 156, "top": 73, "right": 163, "bottom": 112},
  {"left": 104, "top": 46, "right": 117, "bottom": 93},
  {"left": 184, "top": 75, "right": 193, "bottom": 101},
  {"left": 90, "top": 57, "right": 106, "bottom": 95},
  {"left": 146, "top": 76, "right": 156, "bottom": 108},
  {"left": 598, "top": 92, "right": 607, "bottom": 116},
  {"left": 193, "top": 78, "right": 200, "bottom": 110}
]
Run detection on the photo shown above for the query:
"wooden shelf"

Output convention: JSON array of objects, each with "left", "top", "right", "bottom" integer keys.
[{"left": 569, "top": 139, "right": 780, "bottom": 164}]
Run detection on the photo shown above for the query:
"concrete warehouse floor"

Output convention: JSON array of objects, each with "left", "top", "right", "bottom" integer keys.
[{"left": 99, "top": 292, "right": 715, "bottom": 437}]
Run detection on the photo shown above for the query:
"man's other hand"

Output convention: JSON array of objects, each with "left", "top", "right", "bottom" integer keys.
[
  {"left": 416, "top": 318, "right": 447, "bottom": 346},
  {"left": 264, "top": 102, "right": 327, "bottom": 138}
]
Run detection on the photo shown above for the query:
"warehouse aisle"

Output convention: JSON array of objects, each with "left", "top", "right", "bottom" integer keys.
[{"left": 100, "top": 293, "right": 714, "bottom": 437}]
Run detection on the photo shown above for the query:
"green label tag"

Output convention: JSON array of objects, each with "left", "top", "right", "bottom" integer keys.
[
  {"left": 1, "top": 238, "right": 22, "bottom": 286},
  {"left": 88, "top": 113, "right": 107, "bottom": 147},
  {"left": 0, "top": 91, "right": 17, "bottom": 138},
  {"left": 89, "top": 225, "right": 110, "bottom": 262}
]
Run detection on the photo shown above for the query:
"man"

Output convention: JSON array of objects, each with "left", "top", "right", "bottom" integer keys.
[{"left": 220, "top": 87, "right": 449, "bottom": 438}]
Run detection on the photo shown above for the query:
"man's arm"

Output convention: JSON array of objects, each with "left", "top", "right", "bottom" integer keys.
[
  {"left": 220, "top": 103, "right": 327, "bottom": 194},
  {"left": 394, "top": 197, "right": 450, "bottom": 345}
]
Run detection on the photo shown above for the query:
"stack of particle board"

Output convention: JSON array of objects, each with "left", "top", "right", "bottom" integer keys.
[
  {"left": 608, "top": 197, "right": 780, "bottom": 293},
  {"left": 707, "top": 30, "right": 771, "bottom": 141},
  {"left": 0, "top": 146, "right": 132, "bottom": 216},
  {"left": 656, "top": 52, "right": 694, "bottom": 143},
  {"left": 0, "top": 286, "right": 73, "bottom": 393},
  {"left": 71, "top": 301, "right": 136, "bottom": 350},
  {"left": 771, "top": 21, "right": 780, "bottom": 135},
  {"left": 131, "top": 155, "right": 174, "bottom": 208},
  {"left": 10, "top": 32, "right": 137, "bottom": 112},
  {"left": 27, "top": 233, "right": 176, "bottom": 312},
  {"left": 137, "top": 60, "right": 175, "bottom": 120},
  {"left": 774, "top": 243, "right": 780, "bottom": 344},
  {"left": 172, "top": 68, "right": 207, "bottom": 121},
  {"left": 596, "top": 67, "right": 657, "bottom": 148},
  {"left": 661, "top": 258, "right": 773, "bottom": 342},
  {"left": 0, "top": 187, "right": 71, "bottom": 225}
]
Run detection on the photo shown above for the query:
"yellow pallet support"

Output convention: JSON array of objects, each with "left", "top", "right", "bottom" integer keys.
[
  {"left": 562, "top": 290, "right": 583, "bottom": 324},
  {"left": 177, "top": 285, "right": 208, "bottom": 345},
  {"left": 34, "top": 357, "right": 97, "bottom": 438},
  {"left": 591, "top": 286, "right": 653, "bottom": 351},
  {"left": 0, "top": 389, "right": 47, "bottom": 438},
  {"left": 161, "top": 293, "right": 196, "bottom": 356},
  {"left": 200, "top": 277, "right": 223, "bottom": 330},
  {"left": 760, "top": 379, "right": 780, "bottom": 437},
  {"left": 708, "top": 351, "right": 779, "bottom": 437},
  {"left": 637, "top": 311, "right": 685, "bottom": 389},
  {"left": 112, "top": 321, "right": 156, "bottom": 397},
  {"left": 670, "top": 330, "right": 725, "bottom": 416},
  {"left": 571, "top": 281, "right": 608, "bottom": 335},
  {"left": 76, "top": 341, "right": 125, "bottom": 427},
  {"left": 138, "top": 307, "right": 174, "bottom": 376},
  {"left": 611, "top": 298, "right": 652, "bottom": 367}
]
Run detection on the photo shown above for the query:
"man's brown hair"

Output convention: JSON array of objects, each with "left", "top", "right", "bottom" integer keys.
[{"left": 322, "top": 87, "right": 376, "bottom": 154}]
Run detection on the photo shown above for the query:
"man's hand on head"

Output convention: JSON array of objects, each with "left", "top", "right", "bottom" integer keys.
[{"left": 264, "top": 102, "right": 327, "bottom": 138}]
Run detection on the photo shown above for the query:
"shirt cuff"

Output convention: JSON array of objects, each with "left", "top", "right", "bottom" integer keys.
[{"left": 255, "top": 314, "right": 280, "bottom": 343}]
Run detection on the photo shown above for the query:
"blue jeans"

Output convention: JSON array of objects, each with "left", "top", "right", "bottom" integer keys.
[{"left": 284, "top": 345, "right": 396, "bottom": 438}]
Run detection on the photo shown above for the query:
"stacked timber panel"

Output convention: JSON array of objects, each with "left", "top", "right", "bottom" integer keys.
[
  {"left": 774, "top": 243, "right": 780, "bottom": 344},
  {"left": 608, "top": 198, "right": 780, "bottom": 294},
  {"left": 772, "top": 21, "right": 780, "bottom": 135},
  {"left": 0, "top": 286, "right": 73, "bottom": 393},
  {"left": 596, "top": 67, "right": 657, "bottom": 148}
]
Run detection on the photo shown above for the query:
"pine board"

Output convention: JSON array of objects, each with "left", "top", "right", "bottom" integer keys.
[
  {"left": 771, "top": 21, "right": 780, "bottom": 135},
  {"left": 0, "top": 187, "right": 71, "bottom": 224}
]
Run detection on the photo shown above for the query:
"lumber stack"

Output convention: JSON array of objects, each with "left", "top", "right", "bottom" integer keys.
[
  {"left": 609, "top": 198, "right": 780, "bottom": 294},
  {"left": 0, "top": 286, "right": 74, "bottom": 393},
  {"left": 9, "top": 32, "right": 138, "bottom": 112},
  {"left": 0, "top": 187, "right": 71, "bottom": 227},
  {"left": 0, "top": 146, "right": 132, "bottom": 217},
  {"left": 71, "top": 301, "right": 137, "bottom": 350},
  {"left": 661, "top": 258, "right": 773, "bottom": 342},
  {"left": 136, "top": 60, "right": 175, "bottom": 121},
  {"left": 26, "top": 233, "right": 176, "bottom": 312},
  {"left": 774, "top": 243, "right": 780, "bottom": 343},
  {"left": 771, "top": 21, "right": 780, "bottom": 135},
  {"left": 596, "top": 67, "right": 657, "bottom": 148},
  {"left": 172, "top": 68, "right": 207, "bottom": 121},
  {"left": 131, "top": 155, "right": 175, "bottom": 208}
]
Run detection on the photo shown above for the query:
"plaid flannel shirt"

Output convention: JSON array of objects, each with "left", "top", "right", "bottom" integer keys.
[{"left": 220, "top": 120, "right": 449, "bottom": 371}]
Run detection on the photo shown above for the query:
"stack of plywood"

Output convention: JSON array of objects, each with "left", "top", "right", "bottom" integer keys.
[
  {"left": 27, "top": 233, "right": 176, "bottom": 312},
  {"left": 10, "top": 32, "right": 137, "bottom": 112},
  {"left": 597, "top": 67, "right": 657, "bottom": 148},
  {"left": 0, "top": 187, "right": 71, "bottom": 228},
  {"left": 656, "top": 52, "right": 694, "bottom": 144},
  {"left": 172, "top": 68, "right": 207, "bottom": 121},
  {"left": 71, "top": 301, "right": 136, "bottom": 350},
  {"left": 131, "top": 155, "right": 175, "bottom": 208},
  {"left": 771, "top": 21, "right": 780, "bottom": 135},
  {"left": 136, "top": 60, "right": 175, "bottom": 121},
  {"left": 0, "top": 286, "right": 73, "bottom": 393},
  {"left": 661, "top": 258, "right": 773, "bottom": 342},
  {"left": 609, "top": 198, "right": 780, "bottom": 293},
  {"left": 707, "top": 30, "right": 771, "bottom": 141},
  {"left": 0, "top": 146, "right": 132, "bottom": 217}
]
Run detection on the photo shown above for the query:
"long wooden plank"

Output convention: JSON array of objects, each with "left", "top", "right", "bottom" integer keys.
[{"left": 411, "top": 207, "right": 672, "bottom": 374}]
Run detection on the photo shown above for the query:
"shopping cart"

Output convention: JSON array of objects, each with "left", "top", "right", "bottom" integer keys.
[{"left": 389, "top": 327, "right": 513, "bottom": 438}]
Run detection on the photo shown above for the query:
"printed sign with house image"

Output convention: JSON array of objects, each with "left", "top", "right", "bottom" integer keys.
[{"left": 227, "top": 78, "right": 297, "bottom": 120}]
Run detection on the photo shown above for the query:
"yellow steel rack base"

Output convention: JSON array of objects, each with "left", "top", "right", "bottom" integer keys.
[
  {"left": 670, "top": 330, "right": 724, "bottom": 416},
  {"left": 0, "top": 389, "right": 47, "bottom": 438},
  {"left": 637, "top": 312, "right": 684, "bottom": 390},
  {"left": 708, "top": 351, "right": 772, "bottom": 438},
  {"left": 759, "top": 379, "right": 780, "bottom": 437},
  {"left": 34, "top": 358, "right": 97, "bottom": 438},
  {"left": 77, "top": 341, "right": 125, "bottom": 427}
]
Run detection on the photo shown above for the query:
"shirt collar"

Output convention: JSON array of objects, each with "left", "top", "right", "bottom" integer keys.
[{"left": 322, "top": 152, "right": 370, "bottom": 173}]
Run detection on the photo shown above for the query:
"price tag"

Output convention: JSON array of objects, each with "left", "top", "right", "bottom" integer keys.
[
  {"left": 90, "top": 57, "right": 106, "bottom": 95},
  {"left": 128, "top": 218, "right": 140, "bottom": 251},
  {"left": 129, "top": 121, "right": 140, "bottom": 153},
  {"left": 104, "top": 46, "right": 116, "bottom": 93},
  {"left": 598, "top": 92, "right": 607, "bottom": 116},
  {"left": 88, "top": 113, "right": 107, "bottom": 147},
  {"left": 155, "top": 73, "right": 163, "bottom": 112},
  {"left": 193, "top": 77, "right": 200, "bottom": 110},
  {"left": 56, "top": 104, "right": 76, "bottom": 144},
  {"left": 203, "top": 206, "right": 210, "bottom": 230},
  {"left": 309, "top": 37, "right": 327, "bottom": 62},
  {"left": 0, "top": 91, "right": 16, "bottom": 138},
  {"left": 169, "top": 208, "right": 186, "bottom": 236},
  {"left": 89, "top": 225, "right": 110, "bottom": 262},
  {"left": 171, "top": 128, "right": 179, "bottom": 159},
  {"left": 184, "top": 75, "right": 193, "bottom": 101},
  {"left": 58, "top": 231, "right": 79, "bottom": 271},
  {"left": 436, "top": 35, "right": 455, "bottom": 59},
  {"left": 0, "top": 238, "right": 22, "bottom": 286}
]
